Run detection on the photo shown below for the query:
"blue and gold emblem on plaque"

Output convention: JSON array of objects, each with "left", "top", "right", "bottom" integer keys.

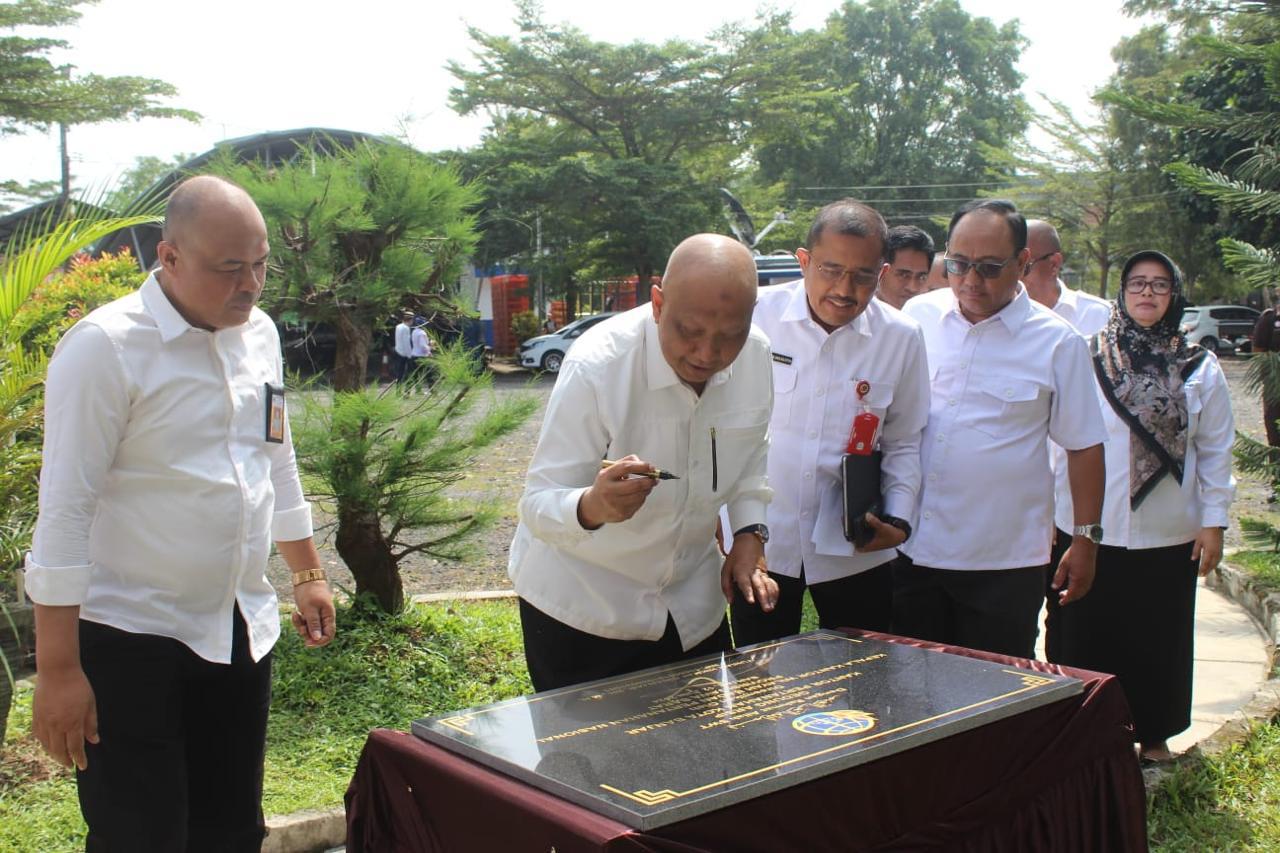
[{"left": 791, "top": 709, "right": 877, "bottom": 736}]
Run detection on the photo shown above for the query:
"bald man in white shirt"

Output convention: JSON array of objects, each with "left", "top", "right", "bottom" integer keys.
[
  {"left": 1022, "top": 219, "right": 1111, "bottom": 336},
  {"left": 510, "top": 234, "right": 778, "bottom": 691},
  {"left": 732, "top": 200, "right": 930, "bottom": 646},
  {"left": 26, "top": 176, "right": 334, "bottom": 852}
]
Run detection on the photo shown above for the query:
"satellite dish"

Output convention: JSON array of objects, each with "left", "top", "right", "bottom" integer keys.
[
  {"left": 719, "top": 188, "right": 791, "bottom": 251},
  {"left": 719, "top": 188, "right": 757, "bottom": 248}
]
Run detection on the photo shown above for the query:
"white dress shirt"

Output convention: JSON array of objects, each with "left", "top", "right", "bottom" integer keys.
[
  {"left": 1049, "top": 278, "right": 1111, "bottom": 336},
  {"left": 25, "top": 273, "right": 313, "bottom": 663},
  {"left": 410, "top": 326, "right": 431, "bottom": 358},
  {"left": 1054, "top": 354, "right": 1235, "bottom": 547},
  {"left": 509, "top": 305, "right": 773, "bottom": 649},
  {"left": 901, "top": 286, "right": 1107, "bottom": 570},
  {"left": 752, "top": 281, "right": 929, "bottom": 582},
  {"left": 394, "top": 321, "right": 412, "bottom": 358}
]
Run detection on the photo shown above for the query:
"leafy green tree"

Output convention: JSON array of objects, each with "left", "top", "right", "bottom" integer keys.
[
  {"left": 744, "top": 0, "right": 1028, "bottom": 229},
  {"left": 292, "top": 347, "right": 537, "bottom": 612},
  {"left": 0, "top": 0, "right": 197, "bottom": 134},
  {"left": 450, "top": 1, "right": 739, "bottom": 301},
  {"left": 105, "top": 152, "right": 192, "bottom": 210},
  {"left": 212, "top": 141, "right": 479, "bottom": 391},
  {"left": 0, "top": 1, "right": 198, "bottom": 208},
  {"left": 984, "top": 99, "right": 1152, "bottom": 298}
]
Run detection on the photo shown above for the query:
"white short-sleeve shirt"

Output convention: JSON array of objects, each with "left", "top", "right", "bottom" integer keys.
[
  {"left": 1054, "top": 352, "right": 1235, "bottom": 547},
  {"left": 751, "top": 281, "right": 930, "bottom": 582},
  {"left": 901, "top": 285, "right": 1107, "bottom": 570}
]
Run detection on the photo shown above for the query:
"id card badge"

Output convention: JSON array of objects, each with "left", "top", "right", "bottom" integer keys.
[
  {"left": 846, "top": 412, "right": 880, "bottom": 455},
  {"left": 264, "top": 383, "right": 286, "bottom": 444}
]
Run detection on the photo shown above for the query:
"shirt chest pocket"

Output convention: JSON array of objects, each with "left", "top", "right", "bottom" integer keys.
[
  {"left": 1185, "top": 381, "right": 1203, "bottom": 437},
  {"left": 771, "top": 362, "right": 798, "bottom": 424},
  {"left": 708, "top": 411, "right": 770, "bottom": 497},
  {"left": 966, "top": 376, "right": 1043, "bottom": 439},
  {"left": 837, "top": 379, "right": 896, "bottom": 445}
]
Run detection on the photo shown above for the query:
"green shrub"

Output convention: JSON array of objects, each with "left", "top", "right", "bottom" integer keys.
[
  {"left": 11, "top": 249, "right": 140, "bottom": 355},
  {"left": 510, "top": 310, "right": 541, "bottom": 346}
]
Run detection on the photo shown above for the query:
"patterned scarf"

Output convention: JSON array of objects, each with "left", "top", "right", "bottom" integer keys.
[{"left": 1093, "top": 252, "right": 1207, "bottom": 509}]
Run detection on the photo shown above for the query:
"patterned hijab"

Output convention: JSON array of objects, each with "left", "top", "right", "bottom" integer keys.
[{"left": 1094, "top": 250, "right": 1207, "bottom": 509}]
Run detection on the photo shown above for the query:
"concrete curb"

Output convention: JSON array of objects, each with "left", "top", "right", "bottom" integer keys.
[
  {"left": 265, "top": 590, "right": 517, "bottom": 852},
  {"left": 1143, "top": 559, "right": 1280, "bottom": 790},
  {"left": 263, "top": 807, "right": 345, "bottom": 853}
]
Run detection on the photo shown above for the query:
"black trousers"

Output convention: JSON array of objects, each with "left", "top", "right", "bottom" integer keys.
[
  {"left": 1045, "top": 529, "right": 1198, "bottom": 744},
  {"left": 730, "top": 561, "right": 892, "bottom": 647},
  {"left": 519, "top": 598, "right": 732, "bottom": 692},
  {"left": 890, "top": 555, "right": 1047, "bottom": 660},
  {"left": 76, "top": 607, "right": 272, "bottom": 853}
]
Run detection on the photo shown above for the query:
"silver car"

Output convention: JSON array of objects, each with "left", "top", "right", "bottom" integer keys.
[{"left": 1180, "top": 305, "right": 1260, "bottom": 353}]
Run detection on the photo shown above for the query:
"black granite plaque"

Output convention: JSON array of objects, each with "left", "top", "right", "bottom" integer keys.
[{"left": 412, "top": 630, "right": 1081, "bottom": 830}]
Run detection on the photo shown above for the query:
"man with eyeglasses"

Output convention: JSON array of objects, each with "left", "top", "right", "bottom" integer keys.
[
  {"left": 730, "top": 199, "right": 930, "bottom": 646},
  {"left": 874, "top": 225, "right": 935, "bottom": 310},
  {"left": 895, "top": 199, "right": 1107, "bottom": 659},
  {"left": 1022, "top": 220, "right": 1110, "bottom": 335}
]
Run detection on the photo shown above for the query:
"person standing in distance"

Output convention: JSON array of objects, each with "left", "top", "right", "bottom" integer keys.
[{"left": 1021, "top": 219, "right": 1110, "bottom": 336}]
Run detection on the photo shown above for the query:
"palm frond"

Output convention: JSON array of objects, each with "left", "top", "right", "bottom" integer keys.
[
  {"left": 1, "top": 210, "right": 161, "bottom": 331},
  {"left": 1234, "top": 431, "right": 1280, "bottom": 479}
]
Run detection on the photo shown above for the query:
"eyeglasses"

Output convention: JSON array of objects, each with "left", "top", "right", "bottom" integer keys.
[
  {"left": 1122, "top": 277, "right": 1174, "bottom": 295},
  {"left": 1023, "top": 251, "right": 1058, "bottom": 274},
  {"left": 891, "top": 268, "right": 930, "bottom": 285},
  {"left": 814, "top": 262, "right": 879, "bottom": 288},
  {"left": 942, "top": 255, "right": 1019, "bottom": 280}
]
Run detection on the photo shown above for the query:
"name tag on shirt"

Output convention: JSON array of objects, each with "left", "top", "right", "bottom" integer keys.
[
  {"left": 772, "top": 352, "right": 794, "bottom": 365},
  {"left": 265, "top": 383, "right": 286, "bottom": 443}
]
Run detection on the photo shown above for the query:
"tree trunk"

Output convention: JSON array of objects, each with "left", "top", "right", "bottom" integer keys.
[
  {"left": 1098, "top": 259, "right": 1111, "bottom": 300},
  {"left": 333, "top": 310, "right": 373, "bottom": 392},
  {"left": 335, "top": 506, "right": 404, "bottom": 613}
]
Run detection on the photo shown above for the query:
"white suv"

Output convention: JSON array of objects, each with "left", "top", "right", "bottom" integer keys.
[
  {"left": 518, "top": 313, "right": 617, "bottom": 373},
  {"left": 1180, "top": 305, "right": 1260, "bottom": 353}
]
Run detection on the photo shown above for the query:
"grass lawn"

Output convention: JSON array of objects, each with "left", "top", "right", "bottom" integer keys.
[
  {"left": 6, "top": 589, "right": 1278, "bottom": 851},
  {"left": 1225, "top": 549, "right": 1280, "bottom": 592},
  {"left": 1149, "top": 715, "right": 1280, "bottom": 851},
  {"left": 0, "top": 598, "right": 530, "bottom": 852}
]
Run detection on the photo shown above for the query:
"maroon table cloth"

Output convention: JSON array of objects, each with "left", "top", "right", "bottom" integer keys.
[{"left": 344, "top": 631, "right": 1147, "bottom": 852}]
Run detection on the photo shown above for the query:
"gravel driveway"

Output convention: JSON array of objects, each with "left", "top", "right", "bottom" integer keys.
[{"left": 268, "top": 354, "right": 1278, "bottom": 601}]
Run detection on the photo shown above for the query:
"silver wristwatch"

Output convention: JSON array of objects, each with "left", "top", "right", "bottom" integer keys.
[{"left": 1073, "top": 523, "right": 1103, "bottom": 544}]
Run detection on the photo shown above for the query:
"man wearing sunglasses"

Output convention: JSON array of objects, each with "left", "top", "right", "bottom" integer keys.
[
  {"left": 895, "top": 199, "right": 1107, "bottom": 659},
  {"left": 1022, "top": 219, "right": 1110, "bottom": 335}
]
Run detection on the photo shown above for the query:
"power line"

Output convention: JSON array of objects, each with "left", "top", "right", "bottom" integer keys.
[{"left": 797, "top": 180, "right": 1033, "bottom": 190}]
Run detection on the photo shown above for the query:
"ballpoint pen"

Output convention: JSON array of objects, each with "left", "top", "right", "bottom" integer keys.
[{"left": 599, "top": 460, "right": 681, "bottom": 480}]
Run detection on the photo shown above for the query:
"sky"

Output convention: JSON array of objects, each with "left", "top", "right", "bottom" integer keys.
[{"left": 0, "top": 0, "right": 1152, "bottom": 198}]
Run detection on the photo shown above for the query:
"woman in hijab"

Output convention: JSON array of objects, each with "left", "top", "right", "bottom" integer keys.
[{"left": 1046, "top": 250, "right": 1235, "bottom": 763}]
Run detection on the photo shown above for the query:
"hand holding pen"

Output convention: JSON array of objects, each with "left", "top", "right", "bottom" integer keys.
[{"left": 576, "top": 455, "right": 664, "bottom": 530}]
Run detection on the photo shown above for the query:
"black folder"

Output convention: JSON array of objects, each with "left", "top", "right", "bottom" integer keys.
[{"left": 841, "top": 450, "right": 883, "bottom": 548}]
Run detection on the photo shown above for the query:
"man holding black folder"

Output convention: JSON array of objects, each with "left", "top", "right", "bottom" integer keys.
[{"left": 731, "top": 200, "right": 930, "bottom": 644}]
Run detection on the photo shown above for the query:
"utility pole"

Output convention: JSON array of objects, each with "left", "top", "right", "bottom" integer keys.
[
  {"left": 535, "top": 212, "right": 544, "bottom": 322},
  {"left": 58, "top": 65, "right": 72, "bottom": 209}
]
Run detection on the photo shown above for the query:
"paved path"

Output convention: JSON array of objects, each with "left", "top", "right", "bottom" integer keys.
[{"left": 1033, "top": 577, "right": 1271, "bottom": 755}]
